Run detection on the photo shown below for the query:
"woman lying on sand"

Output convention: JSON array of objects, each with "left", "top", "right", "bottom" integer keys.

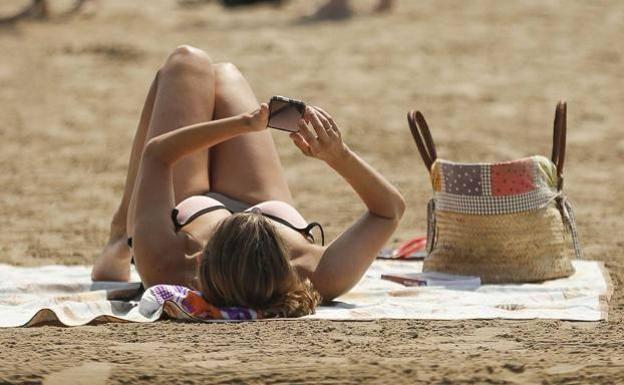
[{"left": 92, "top": 45, "right": 405, "bottom": 317}]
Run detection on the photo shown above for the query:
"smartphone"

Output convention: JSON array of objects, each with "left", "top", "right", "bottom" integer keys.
[{"left": 267, "top": 95, "right": 306, "bottom": 133}]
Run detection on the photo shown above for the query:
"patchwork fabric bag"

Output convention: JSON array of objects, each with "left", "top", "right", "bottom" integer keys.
[{"left": 407, "top": 102, "right": 581, "bottom": 283}]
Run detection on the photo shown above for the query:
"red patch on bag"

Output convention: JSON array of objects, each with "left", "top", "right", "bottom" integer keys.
[{"left": 491, "top": 160, "right": 535, "bottom": 196}]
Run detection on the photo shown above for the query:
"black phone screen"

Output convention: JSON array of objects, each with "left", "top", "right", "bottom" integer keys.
[{"left": 268, "top": 97, "right": 305, "bottom": 132}]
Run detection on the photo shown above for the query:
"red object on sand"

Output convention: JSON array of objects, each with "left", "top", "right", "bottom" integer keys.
[{"left": 392, "top": 236, "right": 427, "bottom": 259}]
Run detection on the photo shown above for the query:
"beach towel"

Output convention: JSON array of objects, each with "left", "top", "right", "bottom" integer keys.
[{"left": 0, "top": 260, "right": 612, "bottom": 327}]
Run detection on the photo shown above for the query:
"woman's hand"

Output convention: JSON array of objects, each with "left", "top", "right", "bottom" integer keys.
[
  {"left": 244, "top": 103, "right": 269, "bottom": 132},
  {"left": 290, "top": 106, "right": 350, "bottom": 166}
]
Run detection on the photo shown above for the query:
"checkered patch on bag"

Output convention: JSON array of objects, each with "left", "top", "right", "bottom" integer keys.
[{"left": 431, "top": 156, "right": 559, "bottom": 215}]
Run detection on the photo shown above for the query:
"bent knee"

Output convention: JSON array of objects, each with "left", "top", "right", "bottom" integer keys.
[
  {"left": 213, "top": 63, "right": 245, "bottom": 82},
  {"left": 214, "top": 62, "right": 238, "bottom": 73},
  {"left": 214, "top": 62, "right": 244, "bottom": 81},
  {"left": 161, "top": 45, "right": 213, "bottom": 77}
]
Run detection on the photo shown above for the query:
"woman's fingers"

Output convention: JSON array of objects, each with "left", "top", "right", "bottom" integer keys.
[
  {"left": 313, "top": 106, "right": 335, "bottom": 126},
  {"left": 257, "top": 103, "right": 269, "bottom": 128},
  {"left": 297, "top": 118, "right": 320, "bottom": 151},
  {"left": 313, "top": 106, "right": 341, "bottom": 137},
  {"left": 290, "top": 132, "right": 306, "bottom": 154},
  {"left": 290, "top": 132, "right": 312, "bottom": 157},
  {"left": 313, "top": 107, "right": 338, "bottom": 139},
  {"left": 308, "top": 107, "right": 331, "bottom": 142},
  {"left": 303, "top": 105, "right": 312, "bottom": 124},
  {"left": 313, "top": 106, "right": 333, "bottom": 124},
  {"left": 294, "top": 105, "right": 345, "bottom": 161}
]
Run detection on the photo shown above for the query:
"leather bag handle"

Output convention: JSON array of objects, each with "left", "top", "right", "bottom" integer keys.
[
  {"left": 551, "top": 101, "right": 567, "bottom": 188},
  {"left": 407, "top": 110, "right": 438, "bottom": 172}
]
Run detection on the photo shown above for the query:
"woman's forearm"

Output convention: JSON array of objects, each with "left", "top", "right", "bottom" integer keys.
[
  {"left": 310, "top": 149, "right": 405, "bottom": 300},
  {"left": 290, "top": 106, "right": 405, "bottom": 220},
  {"left": 327, "top": 148, "right": 405, "bottom": 220},
  {"left": 145, "top": 114, "right": 252, "bottom": 165},
  {"left": 289, "top": 106, "right": 405, "bottom": 300}
]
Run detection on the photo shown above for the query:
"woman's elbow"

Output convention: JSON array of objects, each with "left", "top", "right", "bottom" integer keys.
[
  {"left": 372, "top": 192, "right": 406, "bottom": 222},
  {"left": 394, "top": 193, "right": 407, "bottom": 220},
  {"left": 143, "top": 138, "right": 172, "bottom": 166},
  {"left": 318, "top": 286, "right": 346, "bottom": 304},
  {"left": 385, "top": 192, "right": 406, "bottom": 222},
  {"left": 311, "top": 273, "right": 350, "bottom": 303}
]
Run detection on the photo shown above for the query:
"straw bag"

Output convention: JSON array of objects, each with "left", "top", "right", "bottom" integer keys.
[{"left": 408, "top": 102, "right": 581, "bottom": 283}]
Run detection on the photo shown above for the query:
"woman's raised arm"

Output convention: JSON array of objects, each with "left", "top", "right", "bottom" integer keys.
[
  {"left": 144, "top": 103, "right": 269, "bottom": 165},
  {"left": 130, "top": 105, "right": 269, "bottom": 286},
  {"left": 290, "top": 107, "right": 405, "bottom": 300}
]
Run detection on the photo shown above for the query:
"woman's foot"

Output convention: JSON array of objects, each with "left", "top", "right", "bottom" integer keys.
[{"left": 91, "top": 235, "right": 132, "bottom": 282}]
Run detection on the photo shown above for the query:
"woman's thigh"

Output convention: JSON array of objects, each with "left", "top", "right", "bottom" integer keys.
[
  {"left": 146, "top": 45, "right": 216, "bottom": 203},
  {"left": 209, "top": 63, "right": 293, "bottom": 205},
  {"left": 127, "top": 45, "right": 216, "bottom": 233}
]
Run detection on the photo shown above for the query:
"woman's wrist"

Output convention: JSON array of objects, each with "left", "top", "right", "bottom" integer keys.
[
  {"left": 326, "top": 145, "right": 354, "bottom": 169},
  {"left": 239, "top": 113, "right": 257, "bottom": 132},
  {"left": 241, "top": 104, "right": 269, "bottom": 133}
]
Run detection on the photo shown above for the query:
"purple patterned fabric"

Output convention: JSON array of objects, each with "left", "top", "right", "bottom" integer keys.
[{"left": 143, "top": 285, "right": 261, "bottom": 321}]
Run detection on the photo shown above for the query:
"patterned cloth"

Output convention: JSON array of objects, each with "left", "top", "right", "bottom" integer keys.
[
  {"left": 139, "top": 285, "right": 262, "bottom": 320},
  {"left": 431, "top": 156, "right": 558, "bottom": 215},
  {"left": 427, "top": 155, "right": 582, "bottom": 259}
]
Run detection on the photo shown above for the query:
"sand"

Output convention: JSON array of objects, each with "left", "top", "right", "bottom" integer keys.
[{"left": 0, "top": 0, "right": 623, "bottom": 383}]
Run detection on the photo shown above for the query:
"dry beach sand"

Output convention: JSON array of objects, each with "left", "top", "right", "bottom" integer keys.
[{"left": 0, "top": 0, "right": 623, "bottom": 383}]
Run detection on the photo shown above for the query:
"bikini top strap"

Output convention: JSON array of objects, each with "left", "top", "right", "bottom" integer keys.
[
  {"left": 303, "top": 222, "right": 325, "bottom": 246},
  {"left": 407, "top": 110, "right": 438, "bottom": 172},
  {"left": 261, "top": 213, "right": 325, "bottom": 246},
  {"left": 551, "top": 101, "right": 567, "bottom": 190}
]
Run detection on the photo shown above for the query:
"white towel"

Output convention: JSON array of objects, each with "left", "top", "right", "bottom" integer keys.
[{"left": 0, "top": 260, "right": 612, "bottom": 327}]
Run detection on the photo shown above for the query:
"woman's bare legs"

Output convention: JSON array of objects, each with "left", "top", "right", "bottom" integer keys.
[
  {"left": 92, "top": 74, "right": 158, "bottom": 281},
  {"left": 93, "top": 45, "right": 215, "bottom": 281},
  {"left": 209, "top": 62, "right": 293, "bottom": 205},
  {"left": 94, "top": 48, "right": 293, "bottom": 281}
]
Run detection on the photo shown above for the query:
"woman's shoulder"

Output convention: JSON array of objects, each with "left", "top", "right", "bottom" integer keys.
[{"left": 288, "top": 239, "right": 324, "bottom": 277}]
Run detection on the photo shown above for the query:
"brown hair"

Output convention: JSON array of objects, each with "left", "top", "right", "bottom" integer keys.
[{"left": 199, "top": 213, "right": 321, "bottom": 317}]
